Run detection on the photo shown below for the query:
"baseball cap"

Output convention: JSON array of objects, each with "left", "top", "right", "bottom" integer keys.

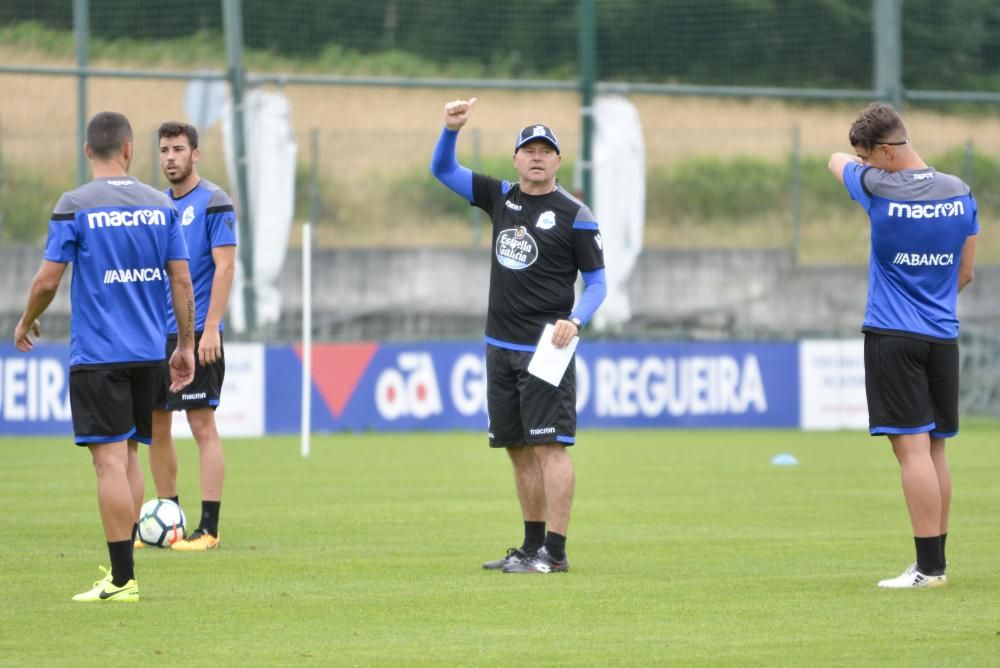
[{"left": 515, "top": 124, "right": 560, "bottom": 154}]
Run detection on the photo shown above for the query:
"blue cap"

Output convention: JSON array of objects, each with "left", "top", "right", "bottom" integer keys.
[{"left": 515, "top": 124, "right": 560, "bottom": 154}]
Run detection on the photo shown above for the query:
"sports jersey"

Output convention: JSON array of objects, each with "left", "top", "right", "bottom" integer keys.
[
  {"left": 472, "top": 174, "right": 606, "bottom": 348},
  {"left": 842, "top": 164, "right": 979, "bottom": 342},
  {"left": 43, "top": 176, "right": 188, "bottom": 367},
  {"left": 163, "top": 180, "right": 238, "bottom": 334}
]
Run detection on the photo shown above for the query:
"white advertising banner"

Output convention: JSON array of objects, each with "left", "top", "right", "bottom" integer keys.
[
  {"left": 172, "top": 342, "right": 265, "bottom": 438},
  {"left": 799, "top": 339, "right": 868, "bottom": 431}
]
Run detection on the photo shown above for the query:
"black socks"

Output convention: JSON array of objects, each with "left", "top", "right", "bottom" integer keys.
[
  {"left": 108, "top": 540, "right": 134, "bottom": 586},
  {"left": 544, "top": 532, "right": 567, "bottom": 561},
  {"left": 199, "top": 500, "right": 221, "bottom": 537},
  {"left": 523, "top": 521, "right": 545, "bottom": 553},
  {"left": 914, "top": 535, "right": 946, "bottom": 576}
]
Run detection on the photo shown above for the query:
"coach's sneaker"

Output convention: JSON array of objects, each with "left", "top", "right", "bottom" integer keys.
[
  {"left": 878, "top": 563, "right": 947, "bottom": 589},
  {"left": 482, "top": 547, "right": 535, "bottom": 570},
  {"left": 72, "top": 567, "right": 139, "bottom": 602},
  {"left": 503, "top": 546, "right": 569, "bottom": 574},
  {"left": 171, "top": 528, "right": 219, "bottom": 551}
]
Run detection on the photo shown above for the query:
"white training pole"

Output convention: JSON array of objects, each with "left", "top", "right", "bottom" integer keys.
[{"left": 300, "top": 220, "right": 312, "bottom": 458}]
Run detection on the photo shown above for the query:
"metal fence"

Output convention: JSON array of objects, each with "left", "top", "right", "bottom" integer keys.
[{"left": 1, "top": 0, "right": 998, "bottom": 411}]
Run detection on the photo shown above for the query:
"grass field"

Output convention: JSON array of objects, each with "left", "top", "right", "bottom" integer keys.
[{"left": 2, "top": 425, "right": 999, "bottom": 666}]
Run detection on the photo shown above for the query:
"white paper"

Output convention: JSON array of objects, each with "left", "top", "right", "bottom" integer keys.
[{"left": 527, "top": 323, "right": 579, "bottom": 386}]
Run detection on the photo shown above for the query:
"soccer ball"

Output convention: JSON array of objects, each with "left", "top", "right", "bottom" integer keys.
[{"left": 138, "top": 498, "right": 186, "bottom": 547}]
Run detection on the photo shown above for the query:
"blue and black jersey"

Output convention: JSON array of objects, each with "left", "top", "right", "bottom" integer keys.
[
  {"left": 842, "top": 163, "right": 979, "bottom": 342},
  {"left": 43, "top": 176, "right": 188, "bottom": 368},
  {"left": 163, "top": 179, "right": 238, "bottom": 334},
  {"left": 472, "top": 174, "right": 605, "bottom": 348}
]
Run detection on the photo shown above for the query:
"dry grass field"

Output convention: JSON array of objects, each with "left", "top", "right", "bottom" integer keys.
[{"left": 2, "top": 42, "right": 996, "bottom": 261}]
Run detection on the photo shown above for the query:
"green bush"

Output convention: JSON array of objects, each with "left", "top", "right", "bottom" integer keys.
[{"left": 0, "top": 166, "right": 68, "bottom": 243}]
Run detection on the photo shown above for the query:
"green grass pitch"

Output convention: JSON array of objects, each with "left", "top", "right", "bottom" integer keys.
[{"left": 2, "top": 424, "right": 999, "bottom": 666}]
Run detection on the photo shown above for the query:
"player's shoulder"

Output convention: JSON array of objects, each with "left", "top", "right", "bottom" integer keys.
[
  {"left": 55, "top": 177, "right": 172, "bottom": 214},
  {"left": 866, "top": 167, "right": 970, "bottom": 201},
  {"left": 131, "top": 179, "right": 175, "bottom": 207},
  {"left": 553, "top": 185, "right": 597, "bottom": 224},
  {"left": 200, "top": 179, "right": 236, "bottom": 208}
]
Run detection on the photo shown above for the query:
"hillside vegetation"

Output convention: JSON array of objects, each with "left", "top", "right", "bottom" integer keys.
[{"left": 1, "top": 25, "right": 997, "bottom": 263}]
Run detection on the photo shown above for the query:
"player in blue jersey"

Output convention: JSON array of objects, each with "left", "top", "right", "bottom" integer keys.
[
  {"left": 432, "top": 98, "right": 607, "bottom": 574},
  {"left": 13, "top": 111, "right": 196, "bottom": 602},
  {"left": 829, "top": 103, "right": 978, "bottom": 589},
  {"left": 143, "top": 122, "right": 237, "bottom": 552}
]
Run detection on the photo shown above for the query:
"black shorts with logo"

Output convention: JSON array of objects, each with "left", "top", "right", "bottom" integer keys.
[
  {"left": 864, "top": 332, "right": 959, "bottom": 438},
  {"left": 153, "top": 330, "right": 225, "bottom": 412},
  {"left": 486, "top": 344, "right": 576, "bottom": 448},
  {"left": 69, "top": 364, "right": 159, "bottom": 446}
]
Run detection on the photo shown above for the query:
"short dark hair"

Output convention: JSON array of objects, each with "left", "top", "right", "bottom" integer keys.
[
  {"left": 86, "top": 111, "right": 133, "bottom": 159},
  {"left": 849, "top": 102, "right": 907, "bottom": 151},
  {"left": 157, "top": 121, "right": 199, "bottom": 149}
]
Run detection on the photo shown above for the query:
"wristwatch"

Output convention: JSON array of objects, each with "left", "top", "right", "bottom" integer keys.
[{"left": 568, "top": 316, "right": 583, "bottom": 330}]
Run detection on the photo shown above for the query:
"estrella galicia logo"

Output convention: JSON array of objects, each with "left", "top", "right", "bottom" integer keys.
[
  {"left": 495, "top": 226, "right": 539, "bottom": 270},
  {"left": 536, "top": 211, "right": 556, "bottom": 230},
  {"left": 182, "top": 205, "right": 196, "bottom": 227}
]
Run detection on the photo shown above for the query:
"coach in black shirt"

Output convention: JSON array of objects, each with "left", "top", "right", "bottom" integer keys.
[{"left": 431, "top": 98, "right": 607, "bottom": 574}]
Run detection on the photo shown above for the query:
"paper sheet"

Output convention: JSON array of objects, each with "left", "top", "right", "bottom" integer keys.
[{"left": 527, "top": 323, "right": 579, "bottom": 386}]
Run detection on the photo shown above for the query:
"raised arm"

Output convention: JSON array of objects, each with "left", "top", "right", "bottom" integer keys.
[
  {"left": 828, "top": 152, "right": 861, "bottom": 185},
  {"left": 430, "top": 98, "right": 478, "bottom": 201}
]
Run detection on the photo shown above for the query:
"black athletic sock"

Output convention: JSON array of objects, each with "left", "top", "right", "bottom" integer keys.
[
  {"left": 522, "top": 521, "right": 545, "bottom": 553},
  {"left": 131, "top": 523, "right": 139, "bottom": 542},
  {"left": 544, "top": 531, "right": 567, "bottom": 562},
  {"left": 168, "top": 495, "right": 180, "bottom": 506},
  {"left": 199, "top": 500, "right": 221, "bottom": 537},
  {"left": 940, "top": 532, "right": 948, "bottom": 567},
  {"left": 914, "top": 536, "right": 945, "bottom": 576},
  {"left": 107, "top": 540, "right": 135, "bottom": 587}
]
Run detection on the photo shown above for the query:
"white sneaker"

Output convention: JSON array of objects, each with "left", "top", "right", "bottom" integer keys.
[{"left": 878, "top": 563, "right": 947, "bottom": 589}]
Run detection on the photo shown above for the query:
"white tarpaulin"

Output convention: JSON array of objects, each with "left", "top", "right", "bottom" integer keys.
[
  {"left": 223, "top": 90, "right": 297, "bottom": 332},
  {"left": 184, "top": 73, "right": 228, "bottom": 131},
  {"left": 589, "top": 95, "right": 645, "bottom": 332}
]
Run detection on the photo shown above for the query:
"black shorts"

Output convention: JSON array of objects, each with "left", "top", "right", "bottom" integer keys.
[
  {"left": 153, "top": 330, "right": 226, "bottom": 412},
  {"left": 486, "top": 344, "right": 576, "bottom": 448},
  {"left": 864, "top": 332, "right": 959, "bottom": 438},
  {"left": 69, "top": 364, "right": 159, "bottom": 446}
]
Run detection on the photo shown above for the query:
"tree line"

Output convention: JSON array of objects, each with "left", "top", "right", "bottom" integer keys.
[{"left": 2, "top": 0, "right": 999, "bottom": 90}]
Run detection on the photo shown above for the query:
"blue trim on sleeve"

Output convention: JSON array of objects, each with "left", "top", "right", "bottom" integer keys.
[
  {"left": 570, "top": 268, "right": 607, "bottom": 325},
  {"left": 930, "top": 430, "right": 958, "bottom": 439},
  {"left": 76, "top": 428, "right": 137, "bottom": 445},
  {"left": 572, "top": 221, "right": 599, "bottom": 230},
  {"left": 556, "top": 435, "right": 576, "bottom": 444},
  {"left": 485, "top": 336, "right": 537, "bottom": 352},
  {"left": 431, "top": 127, "right": 474, "bottom": 201},
  {"left": 869, "top": 422, "right": 936, "bottom": 436}
]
